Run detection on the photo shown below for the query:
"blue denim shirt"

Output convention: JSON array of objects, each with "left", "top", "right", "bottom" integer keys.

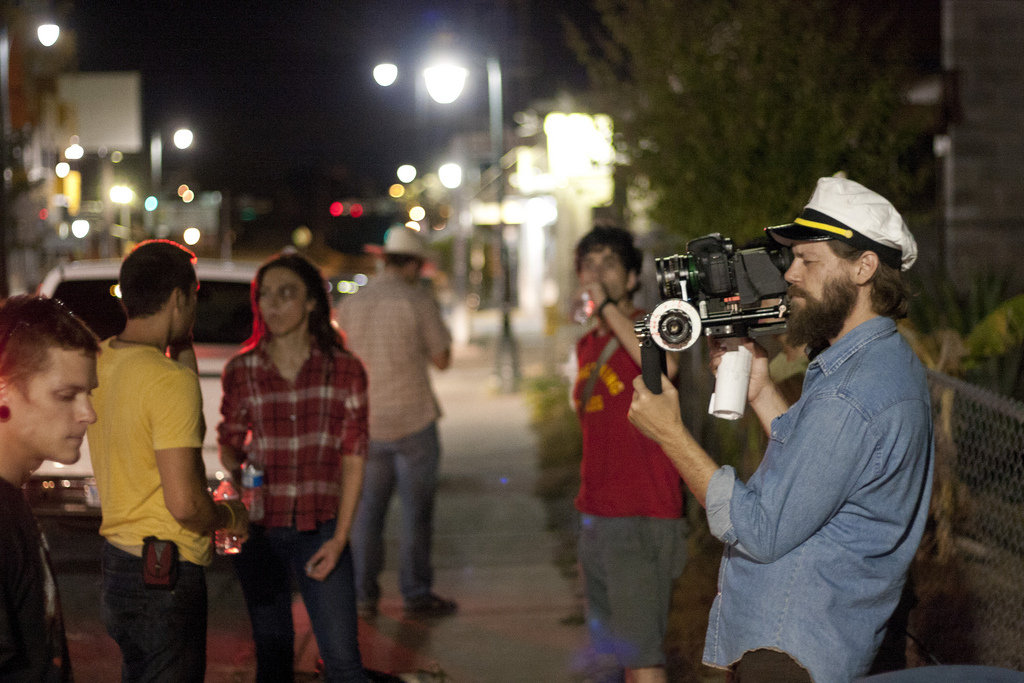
[{"left": 704, "top": 316, "right": 934, "bottom": 682}]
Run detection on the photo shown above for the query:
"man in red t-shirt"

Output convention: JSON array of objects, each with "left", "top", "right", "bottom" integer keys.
[{"left": 572, "top": 226, "right": 687, "bottom": 683}]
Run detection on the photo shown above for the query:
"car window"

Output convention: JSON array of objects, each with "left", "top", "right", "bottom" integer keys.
[
  {"left": 52, "top": 280, "right": 126, "bottom": 340},
  {"left": 52, "top": 278, "right": 253, "bottom": 345},
  {"left": 194, "top": 281, "right": 254, "bottom": 345}
]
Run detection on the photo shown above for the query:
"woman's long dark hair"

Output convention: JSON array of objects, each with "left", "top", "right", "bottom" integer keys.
[{"left": 242, "top": 252, "right": 347, "bottom": 355}]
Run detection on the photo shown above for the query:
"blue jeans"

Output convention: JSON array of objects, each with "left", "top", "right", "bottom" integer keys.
[
  {"left": 351, "top": 422, "right": 440, "bottom": 605},
  {"left": 233, "top": 519, "right": 364, "bottom": 683},
  {"left": 101, "top": 542, "right": 208, "bottom": 682}
]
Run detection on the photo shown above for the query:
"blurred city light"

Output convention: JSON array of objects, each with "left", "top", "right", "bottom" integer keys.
[
  {"left": 37, "top": 24, "right": 60, "bottom": 47},
  {"left": 438, "top": 162, "right": 462, "bottom": 189},
  {"left": 111, "top": 150, "right": 124, "bottom": 163},
  {"left": 64, "top": 142, "right": 84, "bottom": 160},
  {"left": 71, "top": 219, "right": 90, "bottom": 238},
  {"left": 292, "top": 225, "right": 313, "bottom": 247},
  {"left": 389, "top": 184, "right": 405, "bottom": 198},
  {"left": 373, "top": 63, "right": 398, "bottom": 87},
  {"left": 329, "top": 201, "right": 344, "bottom": 217},
  {"left": 396, "top": 164, "right": 417, "bottom": 183},
  {"left": 183, "top": 227, "right": 201, "bottom": 245},
  {"left": 181, "top": 189, "right": 195, "bottom": 203},
  {"left": 172, "top": 128, "right": 194, "bottom": 149},
  {"left": 423, "top": 62, "right": 468, "bottom": 104},
  {"left": 177, "top": 184, "right": 189, "bottom": 197},
  {"left": 354, "top": 273, "right": 369, "bottom": 286},
  {"left": 405, "top": 221, "right": 420, "bottom": 231},
  {"left": 110, "top": 185, "right": 134, "bottom": 204},
  {"left": 144, "top": 196, "right": 158, "bottom": 211},
  {"left": 409, "top": 205, "right": 426, "bottom": 221},
  {"left": 349, "top": 203, "right": 363, "bottom": 217},
  {"left": 55, "top": 162, "right": 70, "bottom": 178}
]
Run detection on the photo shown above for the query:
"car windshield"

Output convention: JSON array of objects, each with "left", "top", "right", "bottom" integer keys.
[{"left": 52, "top": 278, "right": 254, "bottom": 345}]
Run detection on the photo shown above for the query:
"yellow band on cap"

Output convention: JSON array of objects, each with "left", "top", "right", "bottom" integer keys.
[{"left": 794, "top": 217, "right": 853, "bottom": 239}]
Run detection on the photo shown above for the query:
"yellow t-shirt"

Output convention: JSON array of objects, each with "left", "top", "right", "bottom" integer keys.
[{"left": 88, "top": 339, "right": 210, "bottom": 566}]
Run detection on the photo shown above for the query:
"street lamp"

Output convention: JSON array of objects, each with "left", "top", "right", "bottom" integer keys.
[
  {"left": 421, "top": 54, "right": 520, "bottom": 392},
  {"left": 109, "top": 184, "right": 134, "bottom": 230},
  {"left": 0, "top": 19, "right": 60, "bottom": 295},
  {"left": 150, "top": 126, "right": 194, "bottom": 195}
]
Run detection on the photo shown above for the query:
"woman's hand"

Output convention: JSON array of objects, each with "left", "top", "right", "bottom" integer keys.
[{"left": 303, "top": 536, "right": 345, "bottom": 582}]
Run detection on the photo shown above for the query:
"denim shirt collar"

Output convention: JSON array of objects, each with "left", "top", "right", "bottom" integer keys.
[{"left": 809, "top": 315, "right": 897, "bottom": 378}]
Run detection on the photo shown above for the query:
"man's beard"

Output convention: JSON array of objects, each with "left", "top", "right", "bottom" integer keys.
[{"left": 786, "top": 275, "right": 858, "bottom": 352}]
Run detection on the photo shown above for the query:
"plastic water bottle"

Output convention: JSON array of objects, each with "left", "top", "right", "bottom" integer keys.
[
  {"left": 212, "top": 479, "right": 242, "bottom": 555},
  {"left": 241, "top": 461, "right": 264, "bottom": 523},
  {"left": 570, "top": 290, "right": 596, "bottom": 324}
]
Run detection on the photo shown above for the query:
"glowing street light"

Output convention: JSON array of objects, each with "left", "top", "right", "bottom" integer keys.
[
  {"left": 150, "top": 126, "right": 194, "bottom": 194},
  {"left": 438, "top": 162, "right": 463, "bottom": 189},
  {"left": 37, "top": 24, "right": 60, "bottom": 47},
  {"left": 110, "top": 184, "right": 134, "bottom": 228},
  {"left": 423, "top": 62, "right": 469, "bottom": 105},
  {"left": 172, "top": 128, "right": 194, "bottom": 150},
  {"left": 373, "top": 63, "right": 398, "bottom": 87},
  {"left": 397, "top": 164, "right": 417, "bottom": 183}
]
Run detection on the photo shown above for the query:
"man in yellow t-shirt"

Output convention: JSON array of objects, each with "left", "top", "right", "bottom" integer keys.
[{"left": 88, "top": 240, "right": 248, "bottom": 681}]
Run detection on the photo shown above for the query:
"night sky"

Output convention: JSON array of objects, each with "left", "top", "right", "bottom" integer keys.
[{"left": 67, "top": 1, "right": 595, "bottom": 200}]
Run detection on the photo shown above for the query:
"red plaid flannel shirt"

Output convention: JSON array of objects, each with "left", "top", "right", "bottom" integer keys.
[{"left": 217, "top": 342, "right": 368, "bottom": 531}]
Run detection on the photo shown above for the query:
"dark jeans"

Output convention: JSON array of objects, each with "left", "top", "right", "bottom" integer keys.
[
  {"left": 233, "top": 519, "right": 364, "bottom": 683},
  {"left": 730, "top": 649, "right": 812, "bottom": 682},
  {"left": 101, "top": 542, "right": 208, "bottom": 682}
]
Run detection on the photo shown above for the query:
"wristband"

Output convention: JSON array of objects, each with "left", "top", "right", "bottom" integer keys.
[
  {"left": 218, "top": 501, "right": 236, "bottom": 529},
  {"left": 598, "top": 297, "right": 618, "bottom": 316}
]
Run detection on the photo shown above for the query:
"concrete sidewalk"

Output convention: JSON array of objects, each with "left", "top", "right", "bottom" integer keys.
[{"left": 347, "top": 339, "right": 589, "bottom": 681}]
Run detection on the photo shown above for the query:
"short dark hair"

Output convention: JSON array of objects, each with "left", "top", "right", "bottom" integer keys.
[
  {"left": 244, "top": 252, "right": 347, "bottom": 356},
  {"left": 828, "top": 240, "right": 910, "bottom": 319},
  {"left": 119, "top": 240, "right": 197, "bottom": 319},
  {"left": 0, "top": 295, "right": 99, "bottom": 392},
  {"left": 574, "top": 226, "right": 643, "bottom": 277}
]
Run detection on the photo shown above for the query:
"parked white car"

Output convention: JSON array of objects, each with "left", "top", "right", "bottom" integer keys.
[{"left": 25, "top": 258, "right": 260, "bottom": 516}]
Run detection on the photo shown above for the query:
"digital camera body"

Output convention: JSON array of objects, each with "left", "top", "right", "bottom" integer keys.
[{"left": 635, "top": 233, "right": 792, "bottom": 391}]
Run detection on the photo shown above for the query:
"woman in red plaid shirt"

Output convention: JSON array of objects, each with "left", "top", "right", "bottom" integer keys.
[{"left": 217, "top": 252, "right": 369, "bottom": 682}]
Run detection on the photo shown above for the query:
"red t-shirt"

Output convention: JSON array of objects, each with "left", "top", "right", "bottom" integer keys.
[{"left": 573, "top": 325, "right": 684, "bottom": 519}]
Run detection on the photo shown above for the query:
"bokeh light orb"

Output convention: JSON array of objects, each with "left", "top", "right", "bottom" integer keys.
[
  {"left": 292, "top": 225, "right": 313, "bottom": 248},
  {"left": 373, "top": 63, "right": 398, "bottom": 87},
  {"left": 396, "top": 164, "right": 417, "bottom": 183}
]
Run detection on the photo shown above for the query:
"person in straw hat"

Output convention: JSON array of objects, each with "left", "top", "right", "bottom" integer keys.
[{"left": 336, "top": 226, "right": 457, "bottom": 619}]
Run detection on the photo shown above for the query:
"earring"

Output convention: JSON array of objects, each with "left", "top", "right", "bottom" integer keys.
[{"left": 0, "top": 405, "right": 9, "bottom": 422}]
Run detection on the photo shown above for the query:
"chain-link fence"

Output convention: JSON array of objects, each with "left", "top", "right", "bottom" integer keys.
[{"left": 917, "top": 369, "right": 1024, "bottom": 669}]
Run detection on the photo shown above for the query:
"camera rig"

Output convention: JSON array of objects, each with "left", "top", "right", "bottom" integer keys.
[{"left": 635, "top": 233, "right": 792, "bottom": 392}]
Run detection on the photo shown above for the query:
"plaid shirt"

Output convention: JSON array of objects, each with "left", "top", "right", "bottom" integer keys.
[
  {"left": 217, "top": 342, "right": 368, "bottom": 531},
  {"left": 335, "top": 270, "right": 451, "bottom": 441}
]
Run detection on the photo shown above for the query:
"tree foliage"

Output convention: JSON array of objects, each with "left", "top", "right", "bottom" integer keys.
[{"left": 568, "top": 0, "right": 933, "bottom": 246}]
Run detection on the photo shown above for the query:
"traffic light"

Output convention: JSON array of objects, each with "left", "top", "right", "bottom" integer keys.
[{"left": 325, "top": 200, "right": 400, "bottom": 254}]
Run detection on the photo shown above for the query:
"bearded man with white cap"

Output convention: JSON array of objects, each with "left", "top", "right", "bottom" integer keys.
[
  {"left": 629, "top": 177, "right": 934, "bottom": 682},
  {"left": 335, "top": 226, "right": 457, "bottom": 619}
]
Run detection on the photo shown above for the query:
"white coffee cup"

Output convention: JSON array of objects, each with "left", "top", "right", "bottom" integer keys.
[{"left": 708, "top": 343, "right": 752, "bottom": 420}]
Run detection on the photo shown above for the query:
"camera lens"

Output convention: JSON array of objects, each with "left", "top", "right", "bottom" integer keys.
[{"left": 659, "top": 311, "right": 692, "bottom": 345}]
